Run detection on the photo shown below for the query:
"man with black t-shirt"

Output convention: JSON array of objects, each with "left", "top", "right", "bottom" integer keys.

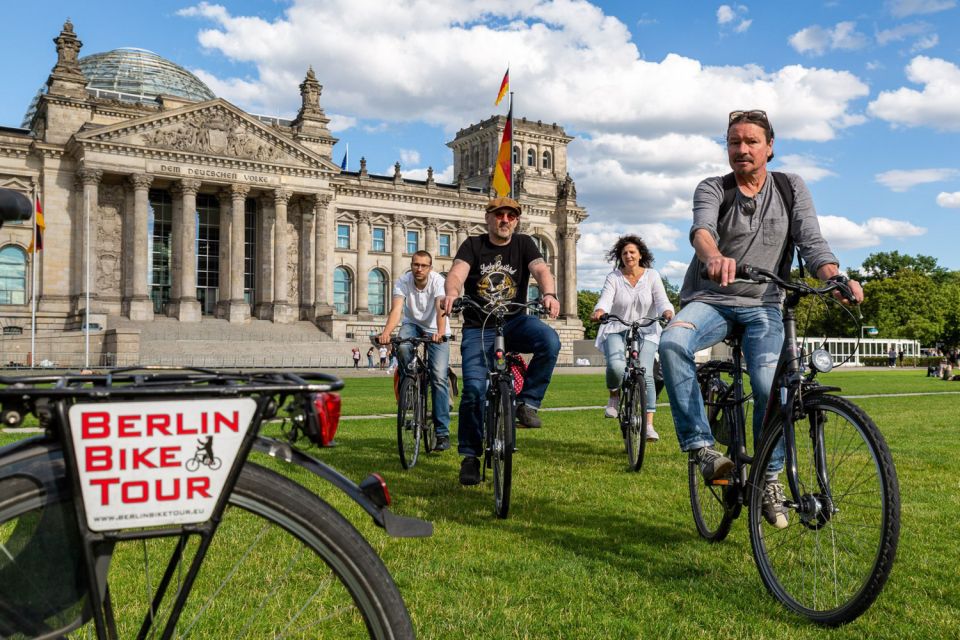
[{"left": 441, "top": 197, "right": 561, "bottom": 486}]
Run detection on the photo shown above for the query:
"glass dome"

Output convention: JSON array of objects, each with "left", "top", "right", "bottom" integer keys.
[{"left": 22, "top": 48, "right": 216, "bottom": 127}]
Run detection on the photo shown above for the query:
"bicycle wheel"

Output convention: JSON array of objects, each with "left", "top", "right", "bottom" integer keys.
[
  {"left": 748, "top": 394, "right": 900, "bottom": 625},
  {"left": 396, "top": 376, "right": 420, "bottom": 469},
  {"left": 491, "top": 379, "right": 514, "bottom": 519},
  {"left": 624, "top": 377, "right": 647, "bottom": 472},
  {"left": 185, "top": 457, "right": 200, "bottom": 472},
  {"left": 208, "top": 457, "right": 222, "bottom": 471},
  {"left": 0, "top": 451, "right": 414, "bottom": 639},
  {"left": 421, "top": 376, "right": 436, "bottom": 453},
  {"left": 687, "top": 452, "right": 739, "bottom": 542}
]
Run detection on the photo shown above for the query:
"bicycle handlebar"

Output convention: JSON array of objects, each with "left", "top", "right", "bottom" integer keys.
[
  {"left": 736, "top": 264, "right": 858, "bottom": 304},
  {"left": 598, "top": 313, "right": 668, "bottom": 329},
  {"left": 449, "top": 296, "right": 547, "bottom": 317}
]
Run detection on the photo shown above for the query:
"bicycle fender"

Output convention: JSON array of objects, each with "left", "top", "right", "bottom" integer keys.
[{"left": 252, "top": 437, "right": 433, "bottom": 538}]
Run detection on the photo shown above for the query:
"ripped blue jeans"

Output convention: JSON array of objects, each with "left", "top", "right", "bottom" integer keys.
[{"left": 658, "top": 301, "right": 785, "bottom": 471}]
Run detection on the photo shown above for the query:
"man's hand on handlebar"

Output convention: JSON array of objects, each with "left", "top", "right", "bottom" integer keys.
[
  {"left": 704, "top": 255, "right": 737, "bottom": 287},
  {"left": 440, "top": 295, "right": 456, "bottom": 317},
  {"left": 542, "top": 296, "right": 560, "bottom": 319},
  {"left": 831, "top": 279, "right": 864, "bottom": 305},
  {"left": 377, "top": 331, "right": 391, "bottom": 345}
]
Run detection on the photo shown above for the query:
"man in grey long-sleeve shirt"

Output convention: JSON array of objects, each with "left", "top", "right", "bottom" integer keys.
[{"left": 658, "top": 109, "right": 863, "bottom": 529}]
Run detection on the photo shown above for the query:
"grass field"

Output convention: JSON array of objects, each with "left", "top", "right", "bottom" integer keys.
[
  {"left": 2, "top": 369, "right": 957, "bottom": 638},
  {"left": 293, "top": 369, "right": 960, "bottom": 639}
]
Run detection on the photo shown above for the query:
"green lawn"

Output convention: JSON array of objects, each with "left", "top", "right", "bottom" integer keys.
[
  {"left": 2, "top": 369, "right": 957, "bottom": 638},
  {"left": 295, "top": 369, "right": 959, "bottom": 639}
]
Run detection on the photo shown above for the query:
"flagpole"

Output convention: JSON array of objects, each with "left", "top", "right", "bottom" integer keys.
[
  {"left": 509, "top": 91, "right": 514, "bottom": 198},
  {"left": 30, "top": 182, "right": 38, "bottom": 368},
  {"left": 85, "top": 185, "right": 90, "bottom": 369}
]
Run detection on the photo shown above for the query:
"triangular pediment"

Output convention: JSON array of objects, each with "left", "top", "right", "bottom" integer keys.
[{"left": 75, "top": 99, "right": 340, "bottom": 172}]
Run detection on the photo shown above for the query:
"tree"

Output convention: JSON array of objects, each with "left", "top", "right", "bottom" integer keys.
[
  {"left": 662, "top": 276, "right": 680, "bottom": 310},
  {"left": 855, "top": 251, "right": 948, "bottom": 283},
  {"left": 860, "top": 270, "right": 947, "bottom": 345},
  {"left": 577, "top": 290, "right": 600, "bottom": 340}
]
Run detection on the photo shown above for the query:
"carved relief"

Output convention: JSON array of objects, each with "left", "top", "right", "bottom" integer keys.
[
  {"left": 286, "top": 219, "right": 300, "bottom": 304},
  {"left": 96, "top": 186, "right": 124, "bottom": 296},
  {"left": 141, "top": 112, "right": 294, "bottom": 163}
]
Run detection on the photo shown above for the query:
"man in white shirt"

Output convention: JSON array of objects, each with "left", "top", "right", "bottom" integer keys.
[{"left": 378, "top": 251, "right": 451, "bottom": 450}]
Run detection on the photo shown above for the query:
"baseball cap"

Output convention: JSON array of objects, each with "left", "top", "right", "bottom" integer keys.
[{"left": 485, "top": 196, "right": 522, "bottom": 215}]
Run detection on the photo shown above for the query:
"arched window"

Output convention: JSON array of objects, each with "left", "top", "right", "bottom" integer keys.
[
  {"left": 512, "top": 145, "right": 520, "bottom": 165},
  {"left": 542, "top": 150, "right": 552, "bottom": 170},
  {"left": 472, "top": 148, "right": 480, "bottom": 175},
  {"left": 527, "top": 148, "right": 535, "bottom": 167},
  {"left": 0, "top": 245, "right": 27, "bottom": 305},
  {"left": 333, "top": 267, "right": 352, "bottom": 314},
  {"left": 368, "top": 268, "right": 388, "bottom": 315},
  {"left": 531, "top": 235, "right": 551, "bottom": 262}
]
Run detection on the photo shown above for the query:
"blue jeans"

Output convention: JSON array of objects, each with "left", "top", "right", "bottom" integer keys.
[
  {"left": 397, "top": 324, "right": 450, "bottom": 437},
  {"left": 603, "top": 331, "right": 658, "bottom": 413},
  {"left": 457, "top": 314, "right": 561, "bottom": 457},
  {"left": 658, "top": 301, "right": 784, "bottom": 472}
]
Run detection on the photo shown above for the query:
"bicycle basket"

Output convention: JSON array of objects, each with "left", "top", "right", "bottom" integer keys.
[
  {"left": 506, "top": 353, "right": 527, "bottom": 394},
  {"left": 701, "top": 376, "right": 732, "bottom": 447}
]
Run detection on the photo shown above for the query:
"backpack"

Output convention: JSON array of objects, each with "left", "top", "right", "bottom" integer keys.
[{"left": 717, "top": 171, "right": 796, "bottom": 280}]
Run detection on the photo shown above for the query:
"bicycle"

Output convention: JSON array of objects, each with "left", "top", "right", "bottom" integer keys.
[
  {"left": 450, "top": 296, "right": 544, "bottom": 519},
  {"left": 689, "top": 264, "right": 900, "bottom": 625},
  {"left": 0, "top": 368, "right": 433, "bottom": 639},
  {"left": 597, "top": 313, "right": 667, "bottom": 472},
  {"left": 184, "top": 449, "right": 222, "bottom": 472},
  {"left": 382, "top": 334, "right": 445, "bottom": 469}
]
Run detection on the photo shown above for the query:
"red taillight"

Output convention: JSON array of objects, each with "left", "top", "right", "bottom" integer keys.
[
  {"left": 313, "top": 392, "right": 341, "bottom": 446},
  {"left": 360, "top": 473, "right": 391, "bottom": 507}
]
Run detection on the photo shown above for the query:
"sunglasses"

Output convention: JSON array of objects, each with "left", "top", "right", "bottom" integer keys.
[
  {"left": 491, "top": 210, "right": 519, "bottom": 221},
  {"left": 729, "top": 109, "right": 769, "bottom": 126}
]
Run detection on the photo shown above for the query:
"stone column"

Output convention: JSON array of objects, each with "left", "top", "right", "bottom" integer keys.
[
  {"left": 127, "top": 173, "right": 154, "bottom": 321},
  {"left": 75, "top": 169, "right": 102, "bottom": 313},
  {"left": 255, "top": 194, "right": 274, "bottom": 319},
  {"left": 216, "top": 190, "right": 232, "bottom": 318},
  {"left": 171, "top": 178, "right": 201, "bottom": 321},
  {"left": 355, "top": 211, "right": 372, "bottom": 314},
  {"left": 456, "top": 220, "right": 470, "bottom": 251},
  {"left": 226, "top": 183, "right": 251, "bottom": 323},
  {"left": 271, "top": 188, "right": 293, "bottom": 322},
  {"left": 299, "top": 200, "right": 315, "bottom": 319},
  {"left": 424, "top": 220, "right": 438, "bottom": 259},
  {"left": 561, "top": 229, "right": 579, "bottom": 318},
  {"left": 313, "top": 194, "right": 333, "bottom": 316},
  {"left": 391, "top": 214, "right": 406, "bottom": 286}
]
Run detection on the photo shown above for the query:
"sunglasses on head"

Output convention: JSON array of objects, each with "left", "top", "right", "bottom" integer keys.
[
  {"left": 491, "top": 209, "right": 519, "bottom": 221},
  {"left": 728, "top": 110, "right": 769, "bottom": 126}
]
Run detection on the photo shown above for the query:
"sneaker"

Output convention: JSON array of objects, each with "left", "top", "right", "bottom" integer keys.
[
  {"left": 762, "top": 479, "right": 789, "bottom": 529},
  {"left": 434, "top": 435, "right": 450, "bottom": 452},
  {"left": 459, "top": 456, "right": 481, "bottom": 485},
  {"left": 515, "top": 403, "right": 542, "bottom": 429},
  {"left": 604, "top": 397, "right": 618, "bottom": 419},
  {"left": 645, "top": 425, "right": 660, "bottom": 442},
  {"left": 693, "top": 446, "right": 734, "bottom": 482}
]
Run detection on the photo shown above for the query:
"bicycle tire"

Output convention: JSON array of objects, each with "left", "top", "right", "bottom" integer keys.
[
  {"left": 207, "top": 457, "right": 222, "bottom": 471},
  {"left": 0, "top": 452, "right": 415, "bottom": 639},
  {"left": 421, "top": 375, "right": 436, "bottom": 453},
  {"left": 396, "top": 376, "right": 420, "bottom": 469},
  {"left": 185, "top": 457, "right": 200, "bottom": 472},
  {"left": 491, "top": 379, "right": 514, "bottom": 519},
  {"left": 748, "top": 394, "right": 900, "bottom": 625},
  {"left": 624, "top": 377, "right": 647, "bottom": 472}
]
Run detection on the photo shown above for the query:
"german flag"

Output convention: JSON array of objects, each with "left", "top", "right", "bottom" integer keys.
[
  {"left": 495, "top": 68, "right": 509, "bottom": 106},
  {"left": 492, "top": 105, "right": 512, "bottom": 197},
  {"left": 27, "top": 198, "right": 44, "bottom": 253}
]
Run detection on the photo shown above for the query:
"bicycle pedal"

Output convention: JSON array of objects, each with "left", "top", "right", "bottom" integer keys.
[{"left": 708, "top": 478, "right": 731, "bottom": 486}]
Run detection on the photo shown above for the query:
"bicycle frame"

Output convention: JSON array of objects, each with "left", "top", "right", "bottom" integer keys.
[{"left": 0, "top": 369, "right": 432, "bottom": 639}]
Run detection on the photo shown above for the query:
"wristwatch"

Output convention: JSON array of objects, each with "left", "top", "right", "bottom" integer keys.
[{"left": 542, "top": 293, "right": 558, "bottom": 301}]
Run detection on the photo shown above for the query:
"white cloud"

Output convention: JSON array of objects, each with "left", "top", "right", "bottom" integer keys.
[
  {"left": 910, "top": 33, "right": 939, "bottom": 51},
  {"left": 774, "top": 154, "right": 836, "bottom": 182},
  {"left": 886, "top": 0, "right": 956, "bottom": 18},
  {"left": 734, "top": 19, "right": 753, "bottom": 33},
  {"left": 403, "top": 164, "right": 454, "bottom": 183},
  {"left": 717, "top": 5, "right": 736, "bottom": 24},
  {"left": 660, "top": 260, "right": 690, "bottom": 280},
  {"left": 875, "top": 168, "right": 958, "bottom": 191},
  {"left": 178, "top": 1, "right": 869, "bottom": 143},
  {"left": 936, "top": 191, "right": 960, "bottom": 207},
  {"left": 868, "top": 56, "right": 960, "bottom": 130},
  {"left": 399, "top": 149, "right": 421, "bottom": 166},
  {"left": 818, "top": 215, "right": 926, "bottom": 248},
  {"left": 577, "top": 222, "right": 685, "bottom": 289},
  {"left": 327, "top": 113, "right": 356, "bottom": 132},
  {"left": 789, "top": 21, "right": 868, "bottom": 56},
  {"left": 875, "top": 21, "right": 931, "bottom": 45}
]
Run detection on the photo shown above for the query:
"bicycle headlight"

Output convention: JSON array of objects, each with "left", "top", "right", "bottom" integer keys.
[{"left": 810, "top": 348, "right": 834, "bottom": 373}]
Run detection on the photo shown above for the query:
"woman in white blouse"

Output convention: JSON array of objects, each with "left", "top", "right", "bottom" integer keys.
[{"left": 590, "top": 235, "right": 675, "bottom": 439}]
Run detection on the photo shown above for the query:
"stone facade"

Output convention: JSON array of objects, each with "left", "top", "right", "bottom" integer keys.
[{"left": 0, "top": 21, "right": 586, "bottom": 367}]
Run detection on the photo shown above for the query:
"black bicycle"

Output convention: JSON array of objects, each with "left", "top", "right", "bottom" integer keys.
[
  {"left": 383, "top": 335, "right": 445, "bottom": 469},
  {"left": 450, "top": 296, "right": 543, "bottom": 519},
  {"left": 598, "top": 313, "right": 666, "bottom": 472},
  {"left": 0, "top": 368, "right": 432, "bottom": 639},
  {"left": 690, "top": 264, "right": 900, "bottom": 625}
]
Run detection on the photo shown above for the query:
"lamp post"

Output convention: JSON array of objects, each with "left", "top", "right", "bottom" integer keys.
[{"left": 862, "top": 325, "right": 878, "bottom": 339}]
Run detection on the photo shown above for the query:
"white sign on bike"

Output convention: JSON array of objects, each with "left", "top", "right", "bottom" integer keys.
[{"left": 67, "top": 398, "right": 258, "bottom": 531}]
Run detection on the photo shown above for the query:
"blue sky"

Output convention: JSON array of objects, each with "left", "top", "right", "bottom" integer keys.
[{"left": 4, "top": 1, "right": 959, "bottom": 288}]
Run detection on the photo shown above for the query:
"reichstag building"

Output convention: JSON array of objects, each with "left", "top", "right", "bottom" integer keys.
[{"left": 0, "top": 21, "right": 586, "bottom": 367}]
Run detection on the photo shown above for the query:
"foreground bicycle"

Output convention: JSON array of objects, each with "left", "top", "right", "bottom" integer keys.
[
  {"left": 386, "top": 334, "right": 443, "bottom": 469},
  {"left": 450, "top": 296, "right": 542, "bottom": 519},
  {"left": 690, "top": 264, "right": 900, "bottom": 625},
  {"left": 598, "top": 313, "right": 667, "bottom": 472},
  {"left": 0, "top": 368, "right": 432, "bottom": 639}
]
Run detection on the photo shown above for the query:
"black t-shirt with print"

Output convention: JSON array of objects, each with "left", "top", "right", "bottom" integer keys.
[{"left": 454, "top": 233, "right": 543, "bottom": 328}]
